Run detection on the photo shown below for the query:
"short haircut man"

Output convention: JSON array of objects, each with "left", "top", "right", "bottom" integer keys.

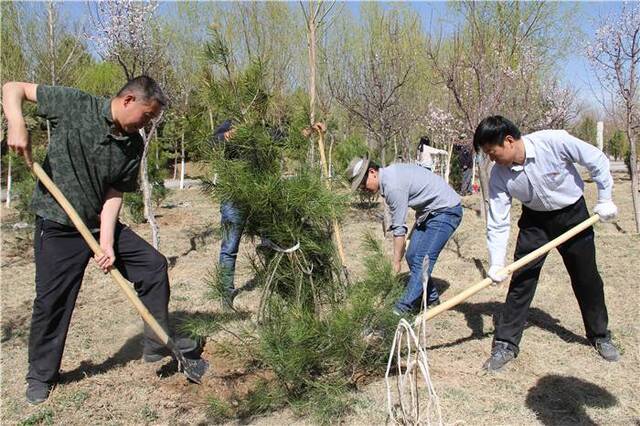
[{"left": 474, "top": 115, "right": 620, "bottom": 372}]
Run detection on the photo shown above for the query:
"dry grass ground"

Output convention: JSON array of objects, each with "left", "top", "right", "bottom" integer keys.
[{"left": 1, "top": 170, "right": 638, "bottom": 425}]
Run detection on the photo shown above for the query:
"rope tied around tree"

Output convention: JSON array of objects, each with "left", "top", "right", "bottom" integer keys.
[{"left": 257, "top": 237, "right": 320, "bottom": 320}]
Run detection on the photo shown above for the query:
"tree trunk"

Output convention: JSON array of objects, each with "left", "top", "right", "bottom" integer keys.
[
  {"left": 478, "top": 153, "right": 492, "bottom": 221},
  {"left": 626, "top": 123, "right": 640, "bottom": 233},
  {"left": 208, "top": 107, "right": 214, "bottom": 132},
  {"left": 444, "top": 143, "right": 454, "bottom": 184},
  {"left": 48, "top": 2, "right": 56, "bottom": 86},
  {"left": 5, "top": 156, "right": 12, "bottom": 208},
  {"left": 328, "top": 134, "right": 334, "bottom": 178},
  {"left": 173, "top": 142, "right": 178, "bottom": 180},
  {"left": 179, "top": 130, "right": 186, "bottom": 190},
  {"left": 307, "top": 5, "right": 317, "bottom": 126},
  {"left": 140, "top": 116, "right": 162, "bottom": 249},
  {"left": 380, "top": 136, "right": 387, "bottom": 166},
  {"left": 154, "top": 132, "right": 159, "bottom": 170},
  {"left": 393, "top": 136, "right": 398, "bottom": 162},
  {"left": 46, "top": 2, "right": 56, "bottom": 147},
  {"left": 471, "top": 155, "right": 477, "bottom": 192},
  {"left": 305, "top": 3, "right": 318, "bottom": 166},
  {"left": 179, "top": 95, "right": 189, "bottom": 190}
]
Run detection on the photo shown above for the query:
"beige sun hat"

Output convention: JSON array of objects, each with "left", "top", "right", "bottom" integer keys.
[{"left": 345, "top": 156, "right": 370, "bottom": 192}]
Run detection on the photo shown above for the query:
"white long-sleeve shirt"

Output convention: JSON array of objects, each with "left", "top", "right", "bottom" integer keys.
[
  {"left": 417, "top": 145, "right": 448, "bottom": 169},
  {"left": 487, "top": 129, "right": 613, "bottom": 266}
]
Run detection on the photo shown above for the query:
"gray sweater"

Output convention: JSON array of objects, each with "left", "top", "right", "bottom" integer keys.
[{"left": 379, "top": 164, "right": 461, "bottom": 236}]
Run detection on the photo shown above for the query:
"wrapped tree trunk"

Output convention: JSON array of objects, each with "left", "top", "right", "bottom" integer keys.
[
  {"left": 444, "top": 143, "right": 454, "bottom": 184},
  {"left": 477, "top": 153, "right": 492, "bottom": 221},
  {"left": 140, "top": 114, "right": 163, "bottom": 249},
  {"left": 5, "top": 156, "right": 12, "bottom": 208},
  {"left": 179, "top": 131, "right": 186, "bottom": 190},
  {"left": 626, "top": 120, "right": 640, "bottom": 232},
  {"left": 173, "top": 141, "right": 178, "bottom": 180}
]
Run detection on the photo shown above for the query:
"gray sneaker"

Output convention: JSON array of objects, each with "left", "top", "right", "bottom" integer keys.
[
  {"left": 592, "top": 337, "right": 620, "bottom": 362},
  {"left": 483, "top": 341, "right": 516, "bottom": 372}
]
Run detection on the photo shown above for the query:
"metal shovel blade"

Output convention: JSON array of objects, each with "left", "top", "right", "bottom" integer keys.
[{"left": 171, "top": 344, "right": 209, "bottom": 384}]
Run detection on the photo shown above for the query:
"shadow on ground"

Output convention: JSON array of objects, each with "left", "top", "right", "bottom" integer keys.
[
  {"left": 167, "top": 226, "right": 221, "bottom": 269},
  {"left": 59, "top": 310, "right": 244, "bottom": 384},
  {"left": 525, "top": 375, "right": 617, "bottom": 425},
  {"left": 427, "top": 301, "right": 588, "bottom": 350}
]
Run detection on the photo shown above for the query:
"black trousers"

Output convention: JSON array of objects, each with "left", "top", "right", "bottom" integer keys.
[
  {"left": 495, "top": 197, "right": 609, "bottom": 354},
  {"left": 27, "top": 218, "right": 170, "bottom": 384}
]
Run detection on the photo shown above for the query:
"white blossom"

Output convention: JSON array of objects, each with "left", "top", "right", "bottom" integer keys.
[{"left": 87, "top": 0, "right": 159, "bottom": 78}]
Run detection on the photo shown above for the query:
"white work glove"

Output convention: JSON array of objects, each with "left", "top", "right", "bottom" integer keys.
[
  {"left": 593, "top": 200, "right": 618, "bottom": 223},
  {"left": 487, "top": 265, "right": 508, "bottom": 285}
]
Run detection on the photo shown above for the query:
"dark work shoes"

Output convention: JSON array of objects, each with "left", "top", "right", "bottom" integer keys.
[{"left": 26, "top": 380, "right": 55, "bottom": 405}]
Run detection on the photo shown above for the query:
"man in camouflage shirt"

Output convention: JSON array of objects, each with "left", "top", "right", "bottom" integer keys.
[{"left": 3, "top": 76, "right": 196, "bottom": 404}]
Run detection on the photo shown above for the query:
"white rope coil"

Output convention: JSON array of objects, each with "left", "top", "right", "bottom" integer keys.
[{"left": 385, "top": 261, "right": 443, "bottom": 425}]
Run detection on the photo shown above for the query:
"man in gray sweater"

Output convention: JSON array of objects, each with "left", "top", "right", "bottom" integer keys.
[{"left": 347, "top": 157, "right": 462, "bottom": 313}]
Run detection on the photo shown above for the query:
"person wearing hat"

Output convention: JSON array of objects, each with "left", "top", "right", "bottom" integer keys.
[{"left": 346, "top": 156, "right": 463, "bottom": 314}]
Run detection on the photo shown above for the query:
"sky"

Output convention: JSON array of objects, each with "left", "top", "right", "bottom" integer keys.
[{"left": 57, "top": 0, "right": 628, "bottom": 112}]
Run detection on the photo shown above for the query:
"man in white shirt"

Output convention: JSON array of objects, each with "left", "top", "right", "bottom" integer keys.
[{"left": 473, "top": 115, "right": 620, "bottom": 372}]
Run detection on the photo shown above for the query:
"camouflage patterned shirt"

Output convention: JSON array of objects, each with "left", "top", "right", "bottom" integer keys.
[{"left": 32, "top": 85, "right": 144, "bottom": 228}]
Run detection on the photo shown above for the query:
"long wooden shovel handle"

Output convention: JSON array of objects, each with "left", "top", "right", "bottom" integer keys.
[
  {"left": 414, "top": 214, "right": 601, "bottom": 326},
  {"left": 32, "top": 162, "right": 171, "bottom": 345}
]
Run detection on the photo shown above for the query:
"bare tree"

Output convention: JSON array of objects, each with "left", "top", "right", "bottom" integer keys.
[
  {"left": 587, "top": 3, "right": 640, "bottom": 232},
  {"left": 301, "top": 1, "right": 335, "bottom": 126},
  {"left": 301, "top": 1, "right": 336, "bottom": 167},
  {"left": 19, "top": 2, "right": 90, "bottom": 148},
  {"left": 424, "top": 1, "right": 574, "bottom": 219},
  {"left": 21, "top": 1, "right": 88, "bottom": 88},
  {"left": 328, "top": 7, "right": 418, "bottom": 165},
  {"left": 87, "top": 0, "right": 165, "bottom": 248},
  {"left": 1, "top": 1, "right": 30, "bottom": 207}
]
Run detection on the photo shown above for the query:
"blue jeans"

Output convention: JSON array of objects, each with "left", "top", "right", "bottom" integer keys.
[
  {"left": 395, "top": 204, "right": 463, "bottom": 312},
  {"left": 219, "top": 201, "right": 244, "bottom": 293}
]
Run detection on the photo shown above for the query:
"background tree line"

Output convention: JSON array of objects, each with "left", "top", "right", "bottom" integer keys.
[{"left": 2, "top": 1, "right": 638, "bottom": 232}]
